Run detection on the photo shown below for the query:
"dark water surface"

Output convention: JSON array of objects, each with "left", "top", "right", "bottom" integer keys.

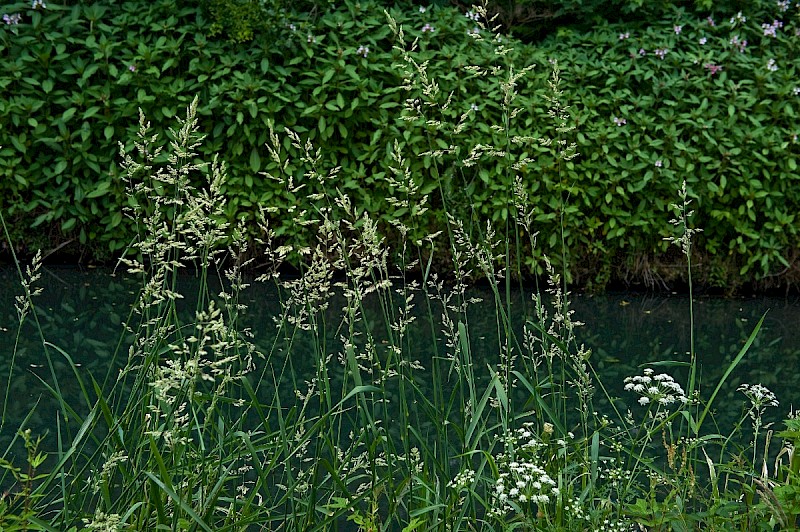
[{"left": 1, "top": 267, "right": 799, "bottom": 454}]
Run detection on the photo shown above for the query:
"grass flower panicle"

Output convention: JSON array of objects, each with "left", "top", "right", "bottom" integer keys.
[
  {"left": 82, "top": 510, "right": 122, "bottom": 532},
  {"left": 664, "top": 180, "right": 702, "bottom": 257}
]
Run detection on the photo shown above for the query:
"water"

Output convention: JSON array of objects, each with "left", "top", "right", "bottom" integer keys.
[{"left": 1, "top": 267, "right": 799, "bottom": 457}]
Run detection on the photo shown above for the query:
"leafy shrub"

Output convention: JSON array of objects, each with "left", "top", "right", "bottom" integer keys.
[
  {"left": 475, "top": 0, "right": 779, "bottom": 42},
  {"left": 0, "top": 0, "right": 798, "bottom": 289},
  {"left": 540, "top": 2, "right": 800, "bottom": 285}
]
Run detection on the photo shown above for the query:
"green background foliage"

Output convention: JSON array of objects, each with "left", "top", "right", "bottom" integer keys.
[{"left": 0, "top": 0, "right": 798, "bottom": 289}]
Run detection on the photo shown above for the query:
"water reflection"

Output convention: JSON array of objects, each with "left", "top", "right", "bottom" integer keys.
[{"left": 1, "top": 268, "right": 798, "bottom": 454}]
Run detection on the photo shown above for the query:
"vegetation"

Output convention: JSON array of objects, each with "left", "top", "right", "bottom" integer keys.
[
  {"left": 1, "top": 2, "right": 799, "bottom": 528},
  {"left": 0, "top": 0, "right": 798, "bottom": 290}
]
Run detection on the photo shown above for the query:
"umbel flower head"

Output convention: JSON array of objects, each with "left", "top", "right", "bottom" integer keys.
[
  {"left": 624, "top": 368, "right": 688, "bottom": 407},
  {"left": 738, "top": 383, "right": 778, "bottom": 410}
]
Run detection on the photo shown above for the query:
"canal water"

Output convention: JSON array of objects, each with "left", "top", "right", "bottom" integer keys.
[{"left": 1, "top": 267, "right": 798, "bottom": 458}]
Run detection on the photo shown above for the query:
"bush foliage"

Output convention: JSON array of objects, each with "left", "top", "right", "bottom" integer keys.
[{"left": 0, "top": 0, "right": 798, "bottom": 289}]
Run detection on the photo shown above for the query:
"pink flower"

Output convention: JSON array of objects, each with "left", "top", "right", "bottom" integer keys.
[
  {"left": 674, "top": 25, "right": 682, "bottom": 35},
  {"left": 762, "top": 20, "right": 783, "bottom": 37},
  {"left": 704, "top": 63, "right": 723, "bottom": 75},
  {"left": 730, "top": 35, "right": 747, "bottom": 52},
  {"left": 613, "top": 117, "right": 627, "bottom": 126},
  {"left": 619, "top": 32, "right": 630, "bottom": 40},
  {"left": 706, "top": 16, "right": 715, "bottom": 27},
  {"left": 421, "top": 23, "right": 434, "bottom": 33}
]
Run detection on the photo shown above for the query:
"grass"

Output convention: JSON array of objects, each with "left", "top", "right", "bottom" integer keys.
[{"left": 1, "top": 6, "right": 799, "bottom": 531}]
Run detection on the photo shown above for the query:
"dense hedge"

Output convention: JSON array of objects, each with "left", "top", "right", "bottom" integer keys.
[
  {"left": 0, "top": 0, "right": 798, "bottom": 289},
  {"left": 545, "top": 2, "right": 800, "bottom": 286}
]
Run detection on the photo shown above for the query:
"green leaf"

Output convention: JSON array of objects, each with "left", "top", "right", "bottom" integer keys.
[
  {"left": 249, "top": 148, "right": 261, "bottom": 173},
  {"left": 83, "top": 106, "right": 101, "bottom": 119},
  {"left": 694, "top": 313, "right": 766, "bottom": 434},
  {"left": 10, "top": 136, "right": 26, "bottom": 154},
  {"left": 86, "top": 181, "right": 110, "bottom": 198},
  {"left": 104, "top": 125, "right": 115, "bottom": 140}
]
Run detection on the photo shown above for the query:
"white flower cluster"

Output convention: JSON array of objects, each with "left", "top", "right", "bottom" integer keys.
[
  {"left": 491, "top": 460, "right": 558, "bottom": 515},
  {"left": 599, "top": 518, "right": 636, "bottom": 531},
  {"left": 448, "top": 468, "right": 476, "bottom": 490},
  {"left": 738, "top": 383, "right": 779, "bottom": 409},
  {"left": 624, "top": 368, "right": 688, "bottom": 407},
  {"left": 566, "top": 497, "right": 587, "bottom": 520},
  {"left": 489, "top": 425, "right": 561, "bottom": 518},
  {"left": 729, "top": 11, "right": 746, "bottom": 26}
]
